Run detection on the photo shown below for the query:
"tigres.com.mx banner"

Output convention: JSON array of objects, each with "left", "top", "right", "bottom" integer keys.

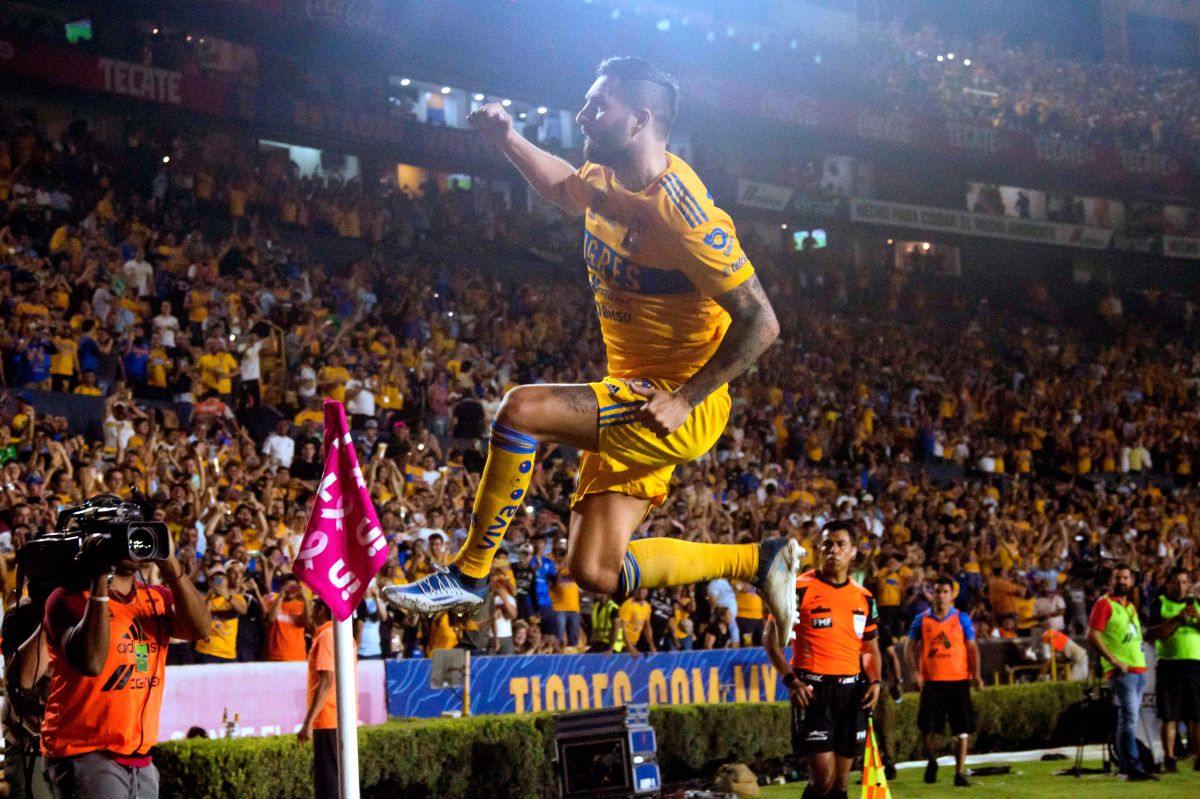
[{"left": 386, "top": 649, "right": 784, "bottom": 718}]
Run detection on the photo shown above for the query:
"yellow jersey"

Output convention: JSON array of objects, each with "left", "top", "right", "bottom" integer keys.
[
  {"left": 618, "top": 598, "right": 652, "bottom": 647},
  {"left": 564, "top": 154, "right": 754, "bottom": 383}
]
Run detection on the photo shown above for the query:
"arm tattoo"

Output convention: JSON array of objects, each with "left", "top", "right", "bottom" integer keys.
[{"left": 679, "top": 275, "right": 780, "bottom": 407}]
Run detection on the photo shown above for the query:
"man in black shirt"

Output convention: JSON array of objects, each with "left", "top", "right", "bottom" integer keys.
[
  {"left": 648, "top": 588, "right": 675, "bottom": 651},
  {"left": 512, "top": 543, "right": 538, "bottom": 622}
]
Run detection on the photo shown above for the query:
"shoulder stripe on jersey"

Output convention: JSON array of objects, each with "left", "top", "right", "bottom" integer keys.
[
  {"left": 661, "top": 175, "right": 700, "bottom": 227},
  {"left": 664, "top": 174, "right": 708, "bottom": 225}
]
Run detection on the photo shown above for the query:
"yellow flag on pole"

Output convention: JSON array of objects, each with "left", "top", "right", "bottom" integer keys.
[{"left": 861, "top": 716, "right": 892, "bottom": 799}]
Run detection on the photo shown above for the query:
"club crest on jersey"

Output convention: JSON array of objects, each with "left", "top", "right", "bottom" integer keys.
[{"left": 811, "top": 617, "right": 833, "bottom": 628}]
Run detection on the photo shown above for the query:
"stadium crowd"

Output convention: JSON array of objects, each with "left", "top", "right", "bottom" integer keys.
[
  {"left": 851, "top": 22, "right": 1200, "bottom": 150},
  {"left": 0, "top": 105, "right": 1197, "bottom": 669}
]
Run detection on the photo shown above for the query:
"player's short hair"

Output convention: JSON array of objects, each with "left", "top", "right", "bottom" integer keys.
[
  {"left": 934, "top": 575, "right": 956, "bottom": 590},
  {"left": 596, "top": 56, "right": 679, "bottom": 139}
]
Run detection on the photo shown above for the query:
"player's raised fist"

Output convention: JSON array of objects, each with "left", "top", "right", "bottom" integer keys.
[{"left": 468, "top": 102, "right": 514, "bottom": 147}]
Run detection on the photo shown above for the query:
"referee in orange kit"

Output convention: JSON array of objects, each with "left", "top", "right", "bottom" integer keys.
[{"left": 765, "top": 521, "right": 883, "bottom": 799}]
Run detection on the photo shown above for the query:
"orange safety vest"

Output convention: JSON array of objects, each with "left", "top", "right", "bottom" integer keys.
[
  {"left": 914, "top": 609, "right": 972, "bottom": 682},
  {"left": 41, "top": 587, "right": 173, "bottom": 758}
]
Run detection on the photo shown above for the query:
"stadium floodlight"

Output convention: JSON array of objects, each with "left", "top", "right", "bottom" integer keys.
[
  {"left": 947, "top": 52, "right": 955, "bottom": 60},
  {"left": 726, "top": 26, "right": 736, "bottom": 37},
  {"left": 473, "top": 93, "right": 485, "bottom": 101},
  {"left": 706, "top": 31, "right": 716, "bottom": 42},
  {"left": 152, "top": 27, "right": 159, "bottom": 34},
  {"left": 937, "top": 55, "right": 944, "bottom": 62},
  {"left": 781, "top": 224, "right": 788, "bottom": 229},
  {"left": 656, "top": 19, "right": 670, "bottom": 31},
  {"left": 611, "top": 8, "right": 620, "bottom": 19},
  {"left": 399, "top": 78, "right": 411, "bottom": 86},
  {"left": 440, "top": 86, "right": 451, "bottom": 95},
  {"left": 790, "top": 39, "right": 798, "bottom": 50},
  {"left": 162, "top": 156, "right": 170, "bottom": 164},
  {"left": 501, "top": 99, "right": 512, "bottom": 107},
  {"left": 964, "top": 58, "right": 972, "bottom": 66},
  {"left": 751, "top": 41, "right": 761, "bottom": 52},
  {"left": 537, "top": 106, "right": 548, "bottom": 114},
  {"left": 518, "top": 112, "right": 528, "bottom": 120}
]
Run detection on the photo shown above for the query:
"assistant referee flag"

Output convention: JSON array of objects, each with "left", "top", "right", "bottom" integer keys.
[{"left": 861, "top": 716, "right": 892, "bottom": 799}]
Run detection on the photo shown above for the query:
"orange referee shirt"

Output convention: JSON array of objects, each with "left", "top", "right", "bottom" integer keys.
[{"left": 790, "top": 570, "right": 878, "bottom": 676}]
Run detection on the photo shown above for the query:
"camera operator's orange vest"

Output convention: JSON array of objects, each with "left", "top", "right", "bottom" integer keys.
[{"left": 41, "top": 586, "right": 172, "bottom": 759}]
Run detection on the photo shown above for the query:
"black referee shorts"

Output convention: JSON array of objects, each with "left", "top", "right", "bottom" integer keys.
[
  {"left": 791, "top": 674, "right": 867, "bottom": 758},
  {"left": 918, "top": 680, "right": 976, "bottom": 736},
  {"left": 1157, "top": 659, "right": 1200, "bottom": 722}
]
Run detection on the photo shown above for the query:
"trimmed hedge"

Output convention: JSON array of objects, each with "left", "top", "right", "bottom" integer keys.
[
  {"left": 157, "top": 681, "right": 1085, "bottom": 799},
  {"left": 887, "top": 681, "right": 1085, "bottom": 762}
]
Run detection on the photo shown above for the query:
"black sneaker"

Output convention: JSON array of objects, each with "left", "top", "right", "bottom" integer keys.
[
  {"left": 954, "top": 773, "right": 971, "bottom": 787},
  {"left": 884, "top": 764, "right": 897, "bottom": 780},
  {"left": 1163, "top": 758, "right": 1178, "bottom": 773},
  {"left": 924, "top": 759, "right": 938, "bottom": 784},
  {"left": 1126, "top": 770, "right": 1158, "bottom": 782}
]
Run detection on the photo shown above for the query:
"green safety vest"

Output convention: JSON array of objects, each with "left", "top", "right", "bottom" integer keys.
[
  {"left": 590, "top": 600, "right": 624, "bottom": 652},
  {"left": 1098, "top": 596, "right": 1146, "bottom": 674},
  {"left": 1155, "top": 595, "right": 1200, "bottom": 661}
]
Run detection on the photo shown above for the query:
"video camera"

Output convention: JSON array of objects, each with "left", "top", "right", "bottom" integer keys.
[{"left": 16, "top": 494, "right": 170, "bottom": 590}]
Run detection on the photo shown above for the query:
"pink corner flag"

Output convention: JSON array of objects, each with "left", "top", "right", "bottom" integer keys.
[{"left": 293, "top": 399, "right": 389, "bottom": 621}]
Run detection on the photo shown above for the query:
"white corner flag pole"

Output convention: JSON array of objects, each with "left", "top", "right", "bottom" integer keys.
[{"left": 333, "top": 616, "right": 361, "bottom": 799}]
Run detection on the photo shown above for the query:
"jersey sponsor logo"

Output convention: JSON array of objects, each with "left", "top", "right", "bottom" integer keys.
[
  {"left": 703, "top": 227, "right": 729, "bottom": 250},
  {"left": 806, "top": 730, "right": 829, "bottom": 741},
  {"left": 596, "top": 303, "right": 632, "bottom": 324},
  {"left": 723, "top": 255, "right": 747, "bottom": 277},
  {"left": 582, "top": 231, "right": 693, "bottom": 295}
]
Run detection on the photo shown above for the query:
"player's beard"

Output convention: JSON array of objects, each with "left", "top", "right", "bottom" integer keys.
[
  {"left": 1110, "top": 582, "right": 1129, "bottom": 597},
  {"left": 583, "top": 132, "right": 629, "bottom": 169}
]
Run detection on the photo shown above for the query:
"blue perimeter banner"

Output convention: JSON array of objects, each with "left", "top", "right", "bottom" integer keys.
[{"left": 386, "top": 649, "right": 785, "bottom": 718}]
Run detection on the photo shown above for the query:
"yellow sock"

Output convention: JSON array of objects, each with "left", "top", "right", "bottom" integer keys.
[
  {"left": 620, "top": 538, "right": 759, "bottom": 594},
  {"left": 451, "top": 423, "right": 538, "bottom": 579}
]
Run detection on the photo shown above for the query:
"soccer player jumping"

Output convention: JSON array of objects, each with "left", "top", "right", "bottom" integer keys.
[{"left": 385, "top": 56, "right": 802, "bottom": 647}]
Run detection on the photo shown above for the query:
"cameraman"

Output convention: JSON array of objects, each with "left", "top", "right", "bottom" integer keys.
[{"left": 39, "top": 532, "right": 209, "bottom": 798}]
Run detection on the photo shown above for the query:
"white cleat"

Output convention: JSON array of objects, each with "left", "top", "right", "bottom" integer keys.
[
  {"left": 756, "top": 537, "right": 804, "bottom": 646},
  {"left": 381, "top": 564, "right": 487, "bottom": 617}
]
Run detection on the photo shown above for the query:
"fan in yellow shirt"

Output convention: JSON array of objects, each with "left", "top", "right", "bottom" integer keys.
[
  {"left": 616, "top": 589, "right": 654, "bottom": 653},
  {"left": 198, "top": 339, "right": 238, "bottom": 397}
]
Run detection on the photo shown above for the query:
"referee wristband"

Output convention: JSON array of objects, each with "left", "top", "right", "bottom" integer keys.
[{"left": 783, "top": 673, "right": 801, "bottom": 690}]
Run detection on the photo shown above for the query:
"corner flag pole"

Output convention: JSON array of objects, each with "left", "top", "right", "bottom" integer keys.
[
  {"left": 333, "top": 618, "right": 361, "bottom": 799},
  {"left": 294, "top": 399, "right": 390, "bottom": 799}
]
